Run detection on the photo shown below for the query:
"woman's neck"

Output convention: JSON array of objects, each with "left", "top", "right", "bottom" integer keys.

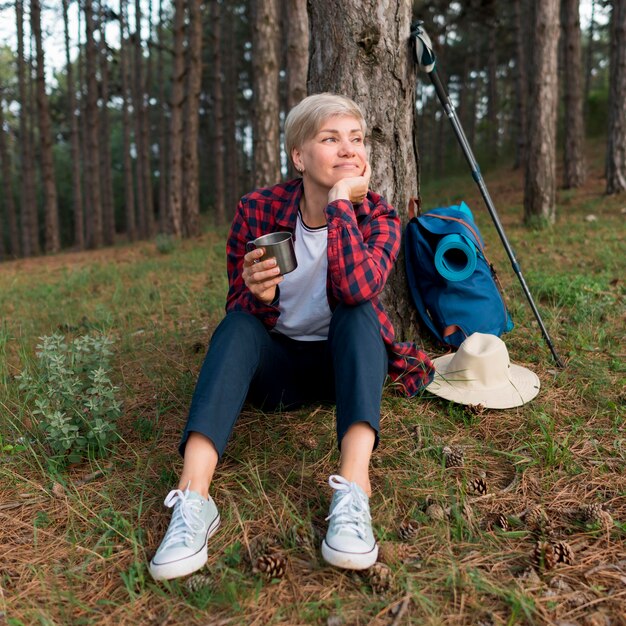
[{"left": 299, "top": 181, "right": 329, "bottom": 228}]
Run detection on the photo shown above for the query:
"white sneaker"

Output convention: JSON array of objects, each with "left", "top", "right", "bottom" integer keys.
[
  {"left": 149, "top": 484, "right": 220, "bottom": 581},
  {"left": 321, "top": 475, "right": 378, "bottom": 570}
]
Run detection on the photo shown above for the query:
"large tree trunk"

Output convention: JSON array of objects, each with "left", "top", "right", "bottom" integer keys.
[
  {"left": 606, "top": 0, "right": 626, "bottom": 194},
  {"left": 209, "top": 0, "right": 226, "bottom": 226},
  {"left": 182, "top": 0, "right": 203, "bottom": 237},
  {"left": 252, "top": 0, "right": 281, "bottom": 188},
  {"left": 132, "top": 0, "right": 147, "bottom": 238},
  {"left": 584, "top": 0, "right": 596, "bottom": 118},
  {"left": 524, "top": 0, "right": 560, "bottom": 226},
  {"left": 167, "top": 0, "right": 185, "bottom": 236},
  {"left": 308, "top": 0, "right": 421, "bottom": 340},
  {"left": 562, "top": 0, "right": 586, "bottom": 188},
  {"left": 141, "top": 0, "right": 155, "bottom": 236},
  {"left": 62, "top": 0, "right": 84, "bottom": 250},
  {"left": 0, "top": 92, "right": 21, "bottom": 257},
  {"left": 98, "top": 6, "right": 115, "bottom": 245},
  {"left": 120, "top": 0, "right": 137, "bottom": 241},
  {"left": 16, "top": 0, "right": 39, "bottom": 257},
  {"left": 84, "top": 0, "right": 104, "bottom": 248},
  {"left": 31, "top": 0, "right": 60, "bottom": 254}
]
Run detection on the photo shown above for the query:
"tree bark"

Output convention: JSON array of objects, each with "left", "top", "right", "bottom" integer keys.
[
  {"left": 98, "top": 5, "right": 116, "bottom": 245},
  {"left": 132, "top": 0, "right": 147, "bottom": 238},
  {"left": 0, "top": 92, "right": 20, "bottom": 257},
  {"left": 62, "top": 0, "right": 84, "bottom": 250},
  {"left": 606, "top": 0, "right": 626, "bottom": 194},
  {"left": 252, "top": 0, "right": 281, "bottom": 188},
  {"left": 583, "top": 0, "right": 596, "bottom": 118},
  {"left": 167, "top": 0, "right": 186, "bottom": 236},
  {"left": 524, "top": 0, "right": 560, "bottom": 226},
  {"left": 182, "top": 0, "right": 203, "bottom": 237},
  {"left": 308, "top": 0, "right": 421, "bottom": 340},
  {"left": 562, "top": 0, "right": 586, "bottom": 188},
  {"left": 84, "top": 0, "right": 104, "bottom": 247},
  {"left": 120, "top": 0, "right": 137, "bottom": 241},
  {"left": 16, "top": 0, "right": 40, "bottom": 257},
  {"left": 210, "top": 0, "right": 226, "bottom": 226},
  {"left": 487, "top": 25, "right": 499, "bottom": 159}
]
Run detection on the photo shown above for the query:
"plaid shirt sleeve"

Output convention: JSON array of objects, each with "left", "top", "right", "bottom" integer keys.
[
  {"left": 325, "top": 194, "right": 401, "bottom": 304},
  {"left": 224, "top": 197, "right": 280, "bottom": 326}
]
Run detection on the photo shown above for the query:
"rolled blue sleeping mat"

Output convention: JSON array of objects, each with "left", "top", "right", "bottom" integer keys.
[{"left": 434, "top": 234, "right": 477, "bottom": 282}]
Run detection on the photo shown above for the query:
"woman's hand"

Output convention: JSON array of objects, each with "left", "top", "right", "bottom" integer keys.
[
  {"left": 327, "top": 161, "right": 371, "bottom": 205},
  {"left": 241, "top": 248, "right": 283, "bottom": 304}
]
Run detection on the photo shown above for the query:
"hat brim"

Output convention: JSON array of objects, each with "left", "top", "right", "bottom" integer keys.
[{"left": 427, "top": 353, "right": 540, "bottom": 409}]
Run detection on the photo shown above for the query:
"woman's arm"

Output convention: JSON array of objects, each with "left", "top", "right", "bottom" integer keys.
[{"left": 325, "top": 194, "right": 401, "bottom": 305}]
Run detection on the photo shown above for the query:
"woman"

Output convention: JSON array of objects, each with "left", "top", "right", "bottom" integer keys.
[{"left": 149, "top": 93, "right": 434, "bottom": 581}]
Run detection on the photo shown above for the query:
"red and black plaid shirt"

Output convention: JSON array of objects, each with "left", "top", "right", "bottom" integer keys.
[{"left": 225, "top": 178, "right": 434, "bottom": 396}]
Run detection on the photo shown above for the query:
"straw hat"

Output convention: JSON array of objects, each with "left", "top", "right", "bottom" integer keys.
[{"left": 427, "top": 333, "right": 540, "bottom": 409}]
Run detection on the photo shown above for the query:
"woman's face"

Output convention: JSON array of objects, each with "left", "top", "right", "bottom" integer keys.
[{"left": 292, "top": 115, "right": 367, "bottom": 191}]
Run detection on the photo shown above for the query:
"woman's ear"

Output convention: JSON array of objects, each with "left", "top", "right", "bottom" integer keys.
[{"left": 291, "top": 148, "right": 303, "bottom": 174}]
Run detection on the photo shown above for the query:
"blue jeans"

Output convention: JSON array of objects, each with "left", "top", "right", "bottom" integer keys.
[{"left": 179, "top": 302, "right": 388, "bottom": 459}]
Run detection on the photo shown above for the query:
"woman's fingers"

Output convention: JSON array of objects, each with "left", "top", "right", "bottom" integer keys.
[{"left": 242, "top": 248, "right": 283, "bottom": 303}]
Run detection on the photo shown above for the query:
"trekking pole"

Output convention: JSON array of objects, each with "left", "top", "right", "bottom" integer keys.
[{"left": 410, "top": 21, "right": 565, "bottom": 368}]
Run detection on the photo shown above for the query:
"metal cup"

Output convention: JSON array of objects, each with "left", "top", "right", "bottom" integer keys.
[{"left": 246, "top": 232, "right": 298, "bottom": 275}]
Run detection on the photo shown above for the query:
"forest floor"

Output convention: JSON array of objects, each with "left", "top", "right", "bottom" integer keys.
[{"left": 0, "top": 147, "right": 624, "bottom": 625}]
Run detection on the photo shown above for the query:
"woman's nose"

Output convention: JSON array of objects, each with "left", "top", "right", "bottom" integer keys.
[{"left": 338, "top": 138, "right": 355, "bottom": 156}]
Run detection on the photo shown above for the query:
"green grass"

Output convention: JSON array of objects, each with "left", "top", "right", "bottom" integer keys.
[{"left": 1, "top": 155, "right": 625, "bottom": 625}]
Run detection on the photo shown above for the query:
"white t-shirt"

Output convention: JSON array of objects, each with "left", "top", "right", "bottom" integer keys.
[{"left": 273, "top": 212, "right": 332, "bottom": 341}]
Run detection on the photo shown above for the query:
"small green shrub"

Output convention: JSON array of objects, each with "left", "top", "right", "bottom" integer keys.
[
  {"left": 155, "top": 233, "right": 177, "bottom": 255},
  {"left": 17, "top": 333, "right": 122, "bottom": 466}
]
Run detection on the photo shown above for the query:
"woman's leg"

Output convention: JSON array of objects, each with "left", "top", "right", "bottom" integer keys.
[{"left": 321, "top": 302, "right": 387, "bottom": 570}]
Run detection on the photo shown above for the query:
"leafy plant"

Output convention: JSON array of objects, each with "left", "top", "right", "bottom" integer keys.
[{"left": 16, "top": 333, "right": 121, "bottom": 466}]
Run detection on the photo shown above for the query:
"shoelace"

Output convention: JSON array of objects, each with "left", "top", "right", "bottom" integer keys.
[
  {"left": 325, "top": 474, "right": 371, "bottom": 540},
  {"left": 160, "top": 484, "right": 206, "bottom": 549}
]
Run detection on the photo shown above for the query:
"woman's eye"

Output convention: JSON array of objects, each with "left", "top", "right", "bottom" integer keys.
[
  {"left": 322, "top": 137, "right": 336, "bottom": 143},
  {"left": 353, "top": 137, "right": 363, "bottom": 143}
]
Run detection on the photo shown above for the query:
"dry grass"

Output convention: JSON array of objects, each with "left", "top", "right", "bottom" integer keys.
[{"left": 0, "top": 149, "right": 624, "bottom": 625}]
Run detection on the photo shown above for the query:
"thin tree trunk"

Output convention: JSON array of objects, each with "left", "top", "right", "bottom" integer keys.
[
  {"left": 120, "top": 0, "right": 137, "bottom": 241},
  {"left": 309, "top": 0, "right": 421, "bottom": 340},
  {"left": 157, "top": 0, "right": 167, "bottom": 232},
  {"left": 182, "top": 0, "right": 203, "bottom": 237},
  {"left": 132, "top": 0, "right": 147, "bottom": 238},
  {"left": 16, "top": 0, "right": 39, "bottom": 257},
  {"left": 62, "top": 0, "right": 84, "bottom": 250},
  {"left": 513, "top": 0, "right": 529, "bottom": 170},
  {"left": 84, "top": 0, "right": 103, "bottom": 247},
  {"left": 0, "top": 92, "right": 21, "bottom": 257},
  {"left": 252, "top": 0, "right": 281, "bottom": 188},
  {"left": 524, "top": 0, "right": 560, "bottom": 225},
  {"left": 487, "top": 25, "right": 499, "bottom": 159},
  {"left": 142, "top": 0, "right": 155, "bottom": 236},
  {"left": 168, "top": 0, "right": 185, "bottom": 236},
  {"left": 562, "top": 0, "right": 586, "bottom": 188},
  {"left": 285, "top": 0, "right": 308, "bottom": 179},
  {"left": 31, "top": 0, "right": 60, "bottom": 254},
  {"left": 584, "top": 0, "right": 596, "bottom": 118},
  {"left": 210, "top": 0, "right": 225, "bottom": 226},
  {"left": 98, "top": 6, "right": 115, "bottom": 245},
  {"left": 223, "top": 0, "right": 239, "bottom": 215},
  {"left": 606, "top": 0, "right": 626, "bottom": 194}
]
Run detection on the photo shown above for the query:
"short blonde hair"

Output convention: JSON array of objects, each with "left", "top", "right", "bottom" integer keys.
[{"left": 284, "top": 93, "right": 367, "bottom": 166}]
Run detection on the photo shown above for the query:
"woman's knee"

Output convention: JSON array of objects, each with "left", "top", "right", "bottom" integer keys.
[{"left": 328, "top": 302, "right": 381, "bottom": 346}]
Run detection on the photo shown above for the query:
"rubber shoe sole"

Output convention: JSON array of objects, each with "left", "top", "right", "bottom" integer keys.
[
  {"left": 321, "top": 539, "right": 378, "bottom": 570},
  {"left": 149, "top": 514, "right": 221, "bottom": 581}
]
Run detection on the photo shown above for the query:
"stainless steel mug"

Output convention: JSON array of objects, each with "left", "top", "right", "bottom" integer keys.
[{"left": 246, "top": 232, "right": 298, "bottom": 275}]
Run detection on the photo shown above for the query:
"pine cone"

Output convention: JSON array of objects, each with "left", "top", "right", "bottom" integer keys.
[
  {"left": 397, "top": 518, "right": 418, "bottom": 541},
  {"left": 301, "top": 435, "right": 319, "bottom": 451},
  {"left": 580, "top": 503, "right": 612, "bottom": 526},
  {"left": 485, "top": 512, "right": 510, "bottom": 532},
  {"left": 365, "top": 562, "right": 393, "bottom": 594},
  {"left": 378, "top": 541, "right": 412, "bottom": 566},
  {"left": 185, "top": 573, "right": 212, "bottom": 593},
  {"left": 525, "top": 505, "right": 553, "bottom": 536},
  {"left": 465, "top": 403, "right": 486, "bottom": 416},
  {"left": 442, "top": 445, "right": 464, "bottom": 468},
  {"left": 425, "top": 503, "right": 447, "bottom": 521},
  {"left": 468, "top": 476, "right": 488, "bottom": 496},
  {"left": 552, "top": 541, "right": 574, "bottom": 565},
  {"left": 291, "top": 523, "right": 313, "bottom": 547},
  {"left": 253, "top": 552, "right": 287, "bottom": 580},
  {"left": 532, "top": 540, "right": 557, "bottom": 571},
  {"left": 245, "top": 534, "right": 280, "bottom": 566}
]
